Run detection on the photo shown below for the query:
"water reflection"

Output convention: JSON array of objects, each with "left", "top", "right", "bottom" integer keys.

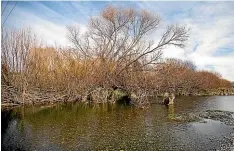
[
  {"left": 1, "top": 96, "right": 234, "bottom": 150},
  {"left": 167, "top": 104, "right": 175, "bottom": 120}
]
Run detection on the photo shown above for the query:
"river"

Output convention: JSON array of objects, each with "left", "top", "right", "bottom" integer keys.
[{"left": 1, "top": 96, "right": 234, "bottom": 151}]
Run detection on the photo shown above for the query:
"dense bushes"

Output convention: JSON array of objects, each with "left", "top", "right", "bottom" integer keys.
[{"left": 1, "top": 44, "right": 232, "bottom": 96}]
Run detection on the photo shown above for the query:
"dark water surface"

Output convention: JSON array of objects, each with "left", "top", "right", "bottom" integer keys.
[{"left": 2, "top": 96, "right": 234, "bottom": 151}]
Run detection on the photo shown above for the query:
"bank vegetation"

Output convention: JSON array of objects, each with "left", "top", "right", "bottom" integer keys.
[{"left": 1, "top": 6, "right": 233, "bottom": 107}]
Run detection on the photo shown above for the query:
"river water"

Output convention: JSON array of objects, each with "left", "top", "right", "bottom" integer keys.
[{"left": 1, "top": 96, "right": 234, "bottom": 151}]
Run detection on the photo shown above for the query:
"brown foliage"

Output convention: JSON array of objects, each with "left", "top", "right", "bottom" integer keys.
[{"left": 153, "top": 59, "right": 232, "bottom": 94}]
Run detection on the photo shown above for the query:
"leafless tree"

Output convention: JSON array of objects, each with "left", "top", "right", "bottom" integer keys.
[
  {"left": 1, "top": 27, "right": 37, "bottom": 94},
  {"left": 67, "top": 6, "right": 189, "bottom": 78},
  {"left": 1, "top": 28, "right": 37, "bottom": 74}
]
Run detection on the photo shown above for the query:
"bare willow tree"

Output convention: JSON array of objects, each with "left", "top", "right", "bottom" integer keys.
[
  {"left": 1, "top": 28, "right": 37, "bottom": 91},
  {"left": 67, "top": 6, "right": 189, "bottom": 89},
  {"left": 1, "top": 28, "right": 37, "bottom": 73}
]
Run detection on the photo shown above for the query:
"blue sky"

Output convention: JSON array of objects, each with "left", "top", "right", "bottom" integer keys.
[{"left": 1, "top": 1, "right": 234, "bottom": 81}]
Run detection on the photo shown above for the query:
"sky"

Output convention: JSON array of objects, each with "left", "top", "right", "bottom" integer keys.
[{"left": 1, "top": 1, "right": 234, "bottom": 81}]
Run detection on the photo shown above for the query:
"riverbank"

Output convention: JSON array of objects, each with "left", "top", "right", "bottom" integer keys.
[
  {"left": 1, "top": 84, "right": 81, "bottom": 109},
  {"left": 190, "top": 88, "right": 234, "bottom": 96},
  {"left": 171, "top": 110, "right": 234, "bottom": 126},
  {"left": 171, "top": 109, "right": 234, "bottom": 150},
  {"left": 1, "top": 84, "right": 234, "bottom": 109}
]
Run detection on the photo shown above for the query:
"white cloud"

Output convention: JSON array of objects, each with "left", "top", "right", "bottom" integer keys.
[
  {"left": 19, "top": 11, "right": 71, "bottom": 46},
  {"left": 4, "top": 2, "right": 87, "bottom": 47},
  {"left": 152, "top": 2, "right": 234, "bottom": 81}
]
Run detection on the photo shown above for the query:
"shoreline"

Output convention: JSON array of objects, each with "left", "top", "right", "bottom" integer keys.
[
  {"left": 2, "top": 84, "right": 234, "bottom": 110},
  {"left": 2, "top": 93, "right": 234, "bottom": 110}
]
